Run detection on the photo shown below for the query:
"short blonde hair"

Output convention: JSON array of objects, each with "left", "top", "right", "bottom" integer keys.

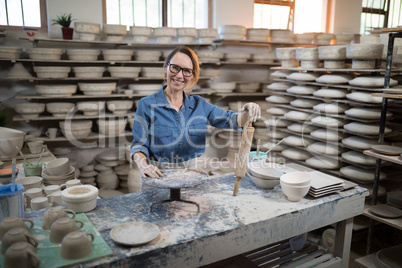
[{"left": 164, "top": 46, "right": 200, "bottom": 90}]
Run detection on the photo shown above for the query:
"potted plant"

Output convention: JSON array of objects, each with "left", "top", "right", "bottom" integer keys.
[{"left": 52, "top": 13, "right": 75, "bottom": 40}]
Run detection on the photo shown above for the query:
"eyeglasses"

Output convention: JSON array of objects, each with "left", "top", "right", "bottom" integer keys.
[{"left": 167, "top": 63, "right": 194, "bottom": 77}]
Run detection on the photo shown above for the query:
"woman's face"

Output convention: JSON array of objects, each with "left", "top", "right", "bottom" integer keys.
[{"left": 166, "top": 52, "right": 194, "bottom": 92}]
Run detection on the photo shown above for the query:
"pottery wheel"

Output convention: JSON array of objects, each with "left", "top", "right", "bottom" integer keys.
[
  {"left": 141, "top": 168, "right": 209, "bottom": 189},
  {"left": 369, "top": 204, "right": 402, "bottom": 219},
  {"left": 142, "top": 168, "right": 209, "bottom": 213}
]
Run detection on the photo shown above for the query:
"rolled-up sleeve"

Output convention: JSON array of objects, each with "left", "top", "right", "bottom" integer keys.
[
  {"left": 130, "top": 99, "right": 150, "bottom": 159},
  {"left": 207, "top": 105, "right": 241, "bottom": 131}
]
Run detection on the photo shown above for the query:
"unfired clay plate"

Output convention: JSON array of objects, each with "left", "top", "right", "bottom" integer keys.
[
  {"left": 369, "top": 204, "right": 402, "bottom": 219},
  {"left": 371, "top": 145, "right": 402, "bottom": 156},
  {"left": 110, "top": 221, "right": 160, "bottom": 246}
]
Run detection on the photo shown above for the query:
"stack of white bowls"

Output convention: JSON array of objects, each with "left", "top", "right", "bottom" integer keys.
[
  {"left": 318, "top": 45, "right": 346, "bottom": 69},
  {"left": 106, "top": 100, "right": 133, "bottom": 115},
  {"left": 196, "top": 50, "right": 224, "bottom": 63},
  {"left": 130, "top": 26, "right": 152, "bottom": 43},
  {"left": 103, "top": 24, "right": 127, "bottom": 42},
  {"left": 153, "top": 27, "right": 175, "bottom": 44},
  {"left": 114, "top": 164, "right": 129, "bottom": 190},
  {"left": 96, "top": 169, "right": 119, "bottom": 190},
  {"left": 97, "top": 118, "right": 127, "bottom": 136},
  {"left": 176, "top": 27, "right": 197, "bottom": 43},
  {"left": 74, "top": 22, "right": 100, "bottom": 41},
  {"left": 276, "top": 47, "right": 298, "bottom": 68},
  {"left": 0, "top": 127, "right": 26, "bottom": 158},
  {"left": 247, "top": 28, "right": 270, "bottom": 42},
  {"left": 66, "top": 49, "right": 100, "bottom": 61},
  {"left": 314, "top": 33, "right": 334, "bottom": 45},
  {"left": 140, "top": 67, "right": 164, "bottom": 78},
  {"left": 218, "top": 25, "right": 246, "bottom": 40},
  {"left": 15, "top": 103, "right": 45, "bottom": 119},
  {"left": 209, "top": 82, "right": 236, "bottom": 93},
  {"left": 280, "top": 171, "right": 312, "bottom": 202},
  {"left": 78, "top": 82, "right": 116, "bottom": 96},
  {"left": 46, "top": 102, "right": 75, "bottom": 118},
  {"left": 42, "top": 158, "right": 75, "bottom": 186},
  {"left": 95, "top": 148, "right": 126, "bottom": 168},
  {"left": 77, "top": 101, "right": 105, "bottom": 116},
  {"left": 0, "top": 46, "right": 23, "bottom": 60},
  {"left": 247, "top": 162, "right": 284, "bottom": 189},
  {"left": 270, "top": 29, "right": 294, "bottom": 42},
  {"left": 108, "top": 66, "right": 141, "bottom": 78},
  {"left": 197, "top": 28, "right": 217, "bottom": 44},
  {"left": 59, "top": 120, "right": 92, "bottom": 139},
  {"left": 27, "top": 48, "right": 63, "bottom": 60}
]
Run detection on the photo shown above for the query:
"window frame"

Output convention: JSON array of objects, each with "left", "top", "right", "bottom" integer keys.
[
  {"left": 253, "top": 0, "right": 295, "bottom": 31},
  {"left": 0, "top": 0, "right": 47, "bottom": 32}
]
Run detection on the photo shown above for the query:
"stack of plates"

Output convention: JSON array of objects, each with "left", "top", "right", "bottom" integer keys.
[
  {"left": 387, "top": 190, "right": 402, "bottom": 209},
  {"left": 371, "top": 145, "right": 402, "bottom": 156},
  {"left": 95, "top": 148, "right": 126, "bottom": 167},
  {"left": 42, "top": 165, "right": 76, "bottom": 186},
  {"left": 307, "top": 171, "right": 344, "bottom": 198},
  {"left": 247, "top": 162, "right": 284, "bottom": 189}
]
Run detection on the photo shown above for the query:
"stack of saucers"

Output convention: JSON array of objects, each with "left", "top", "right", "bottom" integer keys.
[
  {"left": 114, "top": 164, "right": 129, "bottom": 190},
  {"left": 42, "top": 158, "right": 75, "bottom": 186},
  {"left": 387, "top": 190, "right": 402, "bottom": 209},
  {"left": 78, "top": 165, "right": 98, "bottom": 186},
  {"left": 247, "top": 162, "right": 284, "bottom": 189}
]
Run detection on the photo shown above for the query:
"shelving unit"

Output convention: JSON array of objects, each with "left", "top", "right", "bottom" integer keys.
[{"left": 363, "top": 29, "right": 402, "bottom": 255}]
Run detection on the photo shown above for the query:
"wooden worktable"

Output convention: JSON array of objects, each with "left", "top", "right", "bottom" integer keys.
[{"left": 25, "top": 165, "right": 369, "bottom": 268}]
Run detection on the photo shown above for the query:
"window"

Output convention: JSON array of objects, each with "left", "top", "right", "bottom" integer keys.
[
  {"left": 0, "top": 0, "right": 44, "bottom": 27},
  {"left": 105, "top": 0, "right": 209, "bottom": 28},
  {"left": 253, "top": 0, "right": 294, "bottom": 30},
  {"left": 361, "top": 0, "right": 402, "bottom": 35}
]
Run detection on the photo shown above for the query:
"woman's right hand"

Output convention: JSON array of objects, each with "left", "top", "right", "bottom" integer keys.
[{"left": 139, "top": 164, "right": 164, "bottom": 178}]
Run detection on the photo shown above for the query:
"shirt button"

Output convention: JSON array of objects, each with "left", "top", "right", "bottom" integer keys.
[
  {"left": 179, "top": 145, "right": 182, "bottom": 148},
  {"left": 179, "top": 132, "right": 181, "bottom": 135},
  {"left": 177, "top": 121, "right": 179, "bottom": 123}
]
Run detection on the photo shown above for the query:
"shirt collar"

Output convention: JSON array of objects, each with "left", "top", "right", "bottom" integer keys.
[{"left": 155, "top": 85, "right": 195, "bottom": 110}]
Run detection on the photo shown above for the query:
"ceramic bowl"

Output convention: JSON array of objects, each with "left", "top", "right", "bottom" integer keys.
[
  {"left": 280, "top": 181, "right": 310, "bottom": 202},
  {"left": 108, "top": 66, "right": 141, "bottom": 78},
  {"left": 46, "top": 158, "right": 70, "bottom": 176},
  {"left": 35, "top": 85, "right": 77, "bottom": 97},
  {"left": 280, "top": 171, "right": 312, "bottom": 186},
  {"left": 197, "top": 28, "right": 217, "bottom": 38},
  {"left": 33, "top": 66, "right": 71, "bottom": 78},
  {"left": 72, "top": 67, "right": 105, "bottom": 78},
  {"left": 106, "top": 100, "right": 133, "bottom": 112},
  {"left": 102, "top": 49, "right": 133, "bottom": 61},
  {"left": 247, "top": 171, "right": 279, "bottom": 189},
  {"left": 153, "top": 27, "right": 175, "bottom": 37},
  {"left": 76, "top": 101, "right": 105, "bottom": 115},
  {"left": 176, "top": 27, "right": 197, "bottom": 37},
  {"left": 209, "top": 82, "right": 236, "bottom": 92},
  {"left": 218, "top": 25, "right": 247, "bottom": 35},
  {"left": 97, "top": 119, "right": 127, "bottom": 135},
  {"left": 74, "top": 22, "right": 100, "bottom": 34},
  {"left": 78, "top": 83, "right": 116, "bottom": 95},
  {"left": 318, "top": 45, "right": 346, "bottom": 60},
  {"left": 15, "top": 176, "right": 42, "bottom": 190},
  {"left": 130, "top": 26, "right": 152, "bottom": 36},
  {"left": 346, "top": 44, "right": 384, "bottom": 59},
  {"left": 62, "top": 185, "right": 99, "bottom": 213},
  {"left": 15, "top": 103, "right": 45, "bottom": 119},
  {"left": 27, "top": 48, "right": 63, "bottom": 60},
  {"left": 66, "top": 49, "right": 100, "bottom": 61},
  {"left": 276, "top": 48, "right": 296, "bottom": 60},
  {"left": 248, "top": 162, "right": 284, "bottom": 180},
  {"left": 0, "top": 127, "right": 26, "bottom": 158},
  {"left": 46, "top": 102, "right": 75, "bottom": 115},
  {"left": 296, "top": 47, "right": 319, "bottom": 61},
  {"left": 103, "top": 24, "right": 127, "bottom": 35}
]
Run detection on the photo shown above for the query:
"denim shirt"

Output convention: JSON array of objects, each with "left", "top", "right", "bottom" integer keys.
[{"left": 130, "top": 86, "right": 240, "bottom": 163}]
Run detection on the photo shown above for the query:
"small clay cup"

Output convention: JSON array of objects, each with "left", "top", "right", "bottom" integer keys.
[
  {"left": 49, "top": 217, "right": 84, "bottom": 243},
  {"left": 1, "top": 227, "right": 38, "bottom": 255},
  {"left": 0, "top": 217, "right": 34, "bottom": 239},
  {"left": 42, "top": 207, "right": 76, "bottom": 230},
  {"left": 4, "top": 241, "right": 40, "bottom": 268},
  {"left": 23, "top": 162, "right": 43, "bottom": 177},
  {"left": 60, "top": 231, "right": 94, "bottom": 260}
]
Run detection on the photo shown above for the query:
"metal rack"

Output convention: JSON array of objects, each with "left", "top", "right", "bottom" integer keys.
[{"left": 365, "top": 29, "right": 402, "bottom": 254}]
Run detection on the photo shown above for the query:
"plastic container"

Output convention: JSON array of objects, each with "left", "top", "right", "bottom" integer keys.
[{"left": 0, "top": 184, "right": 24, "bottom": 222}]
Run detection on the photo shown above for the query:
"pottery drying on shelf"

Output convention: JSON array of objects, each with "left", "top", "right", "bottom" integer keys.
[
  {"left": 175, "top": 27, "right": 197, "bottom": 43},
  {"left": 140, "top": 67, "right": 164, "bottom": 79},
  {"left": 0, "top": 46, "right": 22, "bottom": 60},
  {"left": 74, "top": 22, "right": 100, "bottom": 41},
  {"left": 35, "top": 84, "right": 76, "bottom": 97},
  {"left": 266, "top": 107, "right": 289, "bottom": 116},
  {"left": 335, "top": 34, "right": 354, "bottom": 45},
  {"left": 106, "top": 100, "right": 133, "bottom": 115},
  {"left": 102, "top": 49, "right": 133, "bottom": 61},
  {"left": 265, "top": 95, "right": 295, "bottom": 104},
  {"left": 109, "top": 66, "right": 141, "bottom": 78},
  {"left": 27, "top": 48, "right": 63, "bottom": 60},
  {"left": 282, "top": 148, "right": 311, "bottom": 160},
  {"left": 341, "top": 136, "right": 378, "bottom": 150},
  {"left": 286, "top": 85, "right": 319, "bottom": 95},
  {"left": 348, "top": 76, "right": 397, "bottom": 87},
  {"left": 340, "top": 165, "right": 386, "bottom": 183},
  {"left": 224, "top": 53, "right": 251, "bottom": 63},
  {"left": 266, "top": 82, "right": 293, "bottom": 91},
  {"left": 290, "top": 99, "right": 321, "bottom": 108},
  {"left": 270, "top": 29, "right": 294, "bottom": 42},
  {"left": 34, "top": 66, "right": 71, "bottom": 79},
  {"left": 344, "top": 122, "right": 392, "bottom": 135},
  {"left": 287, "top": 123, "right": 317, "bottom": 134},
  {"left": 270, "top": 71, "right": 293, "bottom": 78},
  {"left": 78, "top": 82, "right": 116, "bottom": 96},
  {"left": 284, "top": 110, "right": 311, "bottom": 121},
  {"left": 305, "top": 156, "right": 340, "bottom": 169},
  {"left": 46, "top": 102, "right": 75, "bottom": 118},
  {"left": 345, "top": 107, "right": 392, "bottom": 120},
  {"left": 59, "top": 120, "right": 93, "bottom": 139},
  {"left": 318, "top": 45, "right": 346, "bottom": 60},
  {"left": 15, "top": 103, "right": 45, "bottom": 119},
  {"left": 311, "top": 115, "right": 345, "bottom": 127},
  {"left": 217, "top": 25, "right": 246, "bottom": 40},
  {"left": 371, "top": 145, "right": 402, "bottom": 156},
  {"left": 312, "top": 88, "right": 348, "bottom": 99},
  {"left": 316, "top": 74, "right": 354, "bottom": 84},
  {"left": 286, "top": 72, "right": 320, "bottom": 82},
  {"left": 66, "top": 49, "right": 100, "bottom": 61},
  {"left": 246, "top": 28, "right": 269, "bottom": 42},
  {"left": 251, "top": 52, "right": 276, "bottom": 63},
  {"left": 310, "top": 128, "right": 343, "bottom": 141},
  {"left": 295, "top": 33, "right": 315, "bottom": 43},
  {"left": 342, "top": 150, "right": 376, "bottom": 165},
  {"left": 314, "top": 33, "right": 334, "bottom": 45},
  {"left": 97, "top": 118, "right": 127, "bottom": 136},
  {"left": 346, "top": 92, "right": 383, "bottom": 103},
  {"left": 264, "top": 118, "right": 292, "bottom": 128},
  {"left": 313, "top": 103, "right": 348, "bottom": 114},
  {"left": 283, "top": 135, "right": 314, "bottom": 147},
  {"left": 5, "top": 63, "right": 33, "bottom": 79},
  {"left": 76, "top": 101, "right": 105, "bottom": 116},
  {"left": 308, "top": 142, "right": 340, "bottom": 155},
  {"left": 103, "top": 24, "right": 127, "bottom": 41},
  {"left": 72, "top": 66, "right": 105, "bottom": 78}
]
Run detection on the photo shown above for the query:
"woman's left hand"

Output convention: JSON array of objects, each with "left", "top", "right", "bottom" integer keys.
[{"left": 240, "top": 102, "right": 261, "bottom": 122}]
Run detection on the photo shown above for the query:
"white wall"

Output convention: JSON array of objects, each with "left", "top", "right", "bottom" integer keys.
[
  {"left": 328, "top": 0, "right": 362, "bottom": 34},
  {"left": 213, "top": 0, "right": 254, "bottom": 28},
  {"left": 47, "top": 0, "right": 103, "bottom": 39}
]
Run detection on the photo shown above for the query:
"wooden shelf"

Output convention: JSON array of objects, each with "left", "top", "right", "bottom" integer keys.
[
  {"left": 363, "top": 208, "right": 402, "bottom": 230},
  {"left": 380, "top": 27, "right": 402, "bottom": 32},
  {"left": 213, "top": 39, "right": 316, "bottom": 46},
  {"left": 372, "top": 93, "right": 402, "bottom": 99},
  {"left": 3, "top": 76, "right": 214, "bottom": 82},
  {"left": 271, "top": 66, "right": 402, "bottom": 73},
  {"left": 363, "top": 150, "right": 402, "bottom": 165},
  {"left": 13, "top": 112, "right": 136, "bottom": 122}
]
